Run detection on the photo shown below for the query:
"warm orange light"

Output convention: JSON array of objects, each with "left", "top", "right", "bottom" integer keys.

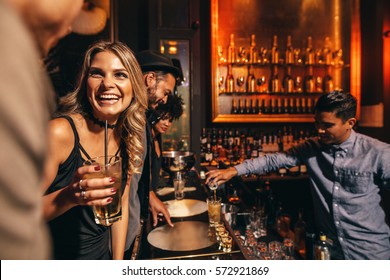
[
  {"left": 211, "top": 0, "right": 219, "bottom": 121},
  {"left": 350, "top": 0, "right": 361, "bottom": 119},
  {"left": 385, "top": 36, "right": 390, "bottom": 77},
  {"left": 168, "top": 46, "right": 177, "bottom": 54}
]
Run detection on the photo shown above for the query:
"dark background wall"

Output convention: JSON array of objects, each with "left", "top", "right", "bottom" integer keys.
[{"left": 47, "top": 0, "right": 390, "bottom": 146}]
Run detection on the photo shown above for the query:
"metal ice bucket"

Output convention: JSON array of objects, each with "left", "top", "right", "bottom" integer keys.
[{"left": 161, "top": 151, "right": 195, "bottom": 176}]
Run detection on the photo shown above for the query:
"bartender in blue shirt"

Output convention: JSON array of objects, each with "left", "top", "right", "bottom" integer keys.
[{"left": 206, "top": 91, "right": 390, "bottom": 260}]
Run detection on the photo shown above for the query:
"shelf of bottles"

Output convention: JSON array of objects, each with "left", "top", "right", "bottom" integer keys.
[
  {"left": 199, "top": 126, "right": 312, "bottom": 176},
  {"left": 214, "top": 34, "right": 346, "bottom": 123}
]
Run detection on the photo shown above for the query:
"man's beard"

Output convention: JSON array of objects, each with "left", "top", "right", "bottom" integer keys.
[{"left": 147, "top": 84, "right": 158, "bottom": 108}]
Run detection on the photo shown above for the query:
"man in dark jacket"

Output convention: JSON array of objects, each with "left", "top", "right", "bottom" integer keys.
[{"left": 125, "top": 50, "right": 180, "bottom": 259}]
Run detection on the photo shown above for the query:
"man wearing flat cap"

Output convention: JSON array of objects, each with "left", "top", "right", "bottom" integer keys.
[
  {"left": 125, "top": 50, "right": 180, "bottom": 259},
  {"left": 136, "top": 50, "right": 181, "bottom": 108}
]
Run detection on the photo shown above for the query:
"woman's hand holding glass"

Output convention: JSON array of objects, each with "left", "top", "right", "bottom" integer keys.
[{"left": 71, "top": 165, "right": 117, "bottom": 207}]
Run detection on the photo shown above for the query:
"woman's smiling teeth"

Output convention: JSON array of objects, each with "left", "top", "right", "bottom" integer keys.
[
  {"left": 97, "top": 94, "right": 120, "bottom": 105},
  {"left": 98, "top": 94, "right": 119, "bottom": 101}
]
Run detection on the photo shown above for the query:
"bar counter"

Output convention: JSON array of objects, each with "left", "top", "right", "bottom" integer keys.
[
  {"left": 133, "top": 168, "right": 305, "bottom": 260},
  {"left": 136, "top": 170, "right": 245, "bottom": 260}
]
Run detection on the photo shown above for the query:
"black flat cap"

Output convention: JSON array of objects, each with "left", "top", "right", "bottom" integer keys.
[{"left": 135, "top": 50, "right": 180, "bottom": 78}]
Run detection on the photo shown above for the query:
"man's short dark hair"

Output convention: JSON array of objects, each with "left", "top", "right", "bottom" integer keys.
[{"left": 314, "top": 91, "right": 357, "bottom": 121}]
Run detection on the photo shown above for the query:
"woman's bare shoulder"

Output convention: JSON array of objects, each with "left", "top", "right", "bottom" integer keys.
[{"left": 48, "top": 116, "right": 77, "bottom": 146}]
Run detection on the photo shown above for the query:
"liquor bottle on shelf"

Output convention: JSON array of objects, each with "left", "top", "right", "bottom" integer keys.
[
  {"left": 322, "top": 36, "right": 333, "bottom": 65},
  {"left": 246, "top": 140, "right": 252, "bottom": 159},
  {"left": 294, "top": 211, "right": 306, "bottom": 256},
  {"left": 263, "top": 99, "right": 270, "bottom": 114},
  {"left": 227, "top": 33, "right": 236, "bottom": 63},
  {"left": 233, "top": 139, "right": 240, "bottom": 161},
  {"left": 252, "top": 98, "right": 259, "bottom": 114},
  {"left": 239, "top": 142, "right": 246, "bottom": 161},
  {"left": 211, "top": 128, "right": 217, "bottom": 148},
  {"left": 217, "top": 129, "right": 223, "bottom": 146},
  {"left": 246, "top": 98, "right": 252, "bottom": 114},
  {"left": 200, "top": 127, "right": 208, "bottom": 146},
  {"left": 295, "top": 98, "right": 302, "bottom": 114},
  {"left": 246, "top": 65, "right": 256, "bottom": 93},
  {"left": 294, "top": 76, "right": 303, "bottom": 93},
  {"left": 237, "top": 98, "right": 242, "bottom": 114},
  {"left": 257, "top": 75, "right": 266, "bottom": 93},
  {"left": 228, "top": 183, "right": 241, "bottom": 205},
  {"left": 212, "top": 139, "right": 219, "bottom": 160},
  {"left": 289, "top": 98, "right": 296, "bottom": 114},
  {"left": 200, "top": 128, "right": 208, "bottom": 163},
  {"left": 315, "top": 76, "right": 323, "bottom": 93},
  {"left": 246, "top": 132, "right": 254, "bottom": 146},
  {"left": 240, "top": 98, "right": 247, "bottom": 114},
  {"left": 301, "top": 97, "right": 307, "bottom": 114},
  {"left": 306, "top": 98, "right": 313, "bottom": 114},
  {"left": 271, "top": 35, "right": 279, "bottom": 64},
  {"left": 234, "top": 129, "right": 241, "bottom": 146},
  {"left": 258, "top": 137, "right": 264, "bottom": 156},
  {"left": 270, "top": 98, "right": 277, "bottom": 114},
  {"left": 262, "top": 134, "right": 269, "bottom": 153},
  {"left": 283, "top": 65, "right": 295, "bottom": 93},
  {"left": 205, "top": 143, "right": 213, "bottom": 163},
  {"left": 226, "top": 143, "right": 233, "bottom": 162},
  {"left": 305, "top": 231, "right": 316, "bottom": 260},
  {"left": 226, "top": 64, "right": 235, "bottom": 93},
  {"left": 283, "top": 98, "right": 289, "bottom": 114},
  {"left": 248, "top": 34, "right": 258, "bottom": 64},
  {"left": 305, "top": 36, "right": 315, "bottom": 65},
  {"left": 258, "top": 98, "right": 264, "bottom": 114},
  {"left": 314, "top": 233, "right": 331, "bottom": 260},
  {"left": 251, "top": 137, "right": 259, "bottom": 158},
  {"left": 315, "top": 48, "right": 322, "bottom": 65},
  {"left": 227, "top": 129, "right": 234, "bottom": 146},
  {"left": 323, "top": 65, "right": 334, "bottom": 93},
  {"left": 264, "top": 181, "right": 277, "bottom": 226},
  {"left": 304, "top": 65, "right": 315, "bottom": 93},
  {"left": 277, "top": 98, "right": 283, "bottom": 114},
  {"left": 269, "top": 65, "right": 281, "bottom": 93},
  {"left": 222, "top": 129, "right": 229, "bottom": 149},
  {"left": 231, "top": 98, "right": 238, "bottom": 114},
  {"left": 285, "top": 35, "right": 294, "bottom": 65},
  {"left": 253, "top": 133, "right": 259, "bottom": 148}
]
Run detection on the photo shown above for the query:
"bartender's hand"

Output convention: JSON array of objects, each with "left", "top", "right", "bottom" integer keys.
[
  {"left": 205, "top": 167, "right": 238, "bottom": 187},
  {"left": 149, "top": 191, "right": 174, "bottom": 227}
]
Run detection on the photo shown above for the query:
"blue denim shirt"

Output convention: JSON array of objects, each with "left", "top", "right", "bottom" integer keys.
[{"left": 235, "top": 130, "right": 390, "bottom": 259}]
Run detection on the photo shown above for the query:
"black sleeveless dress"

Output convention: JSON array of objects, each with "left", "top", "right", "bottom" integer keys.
[{"left": 46, "top": 116, "right": 127, "bottom": 259}]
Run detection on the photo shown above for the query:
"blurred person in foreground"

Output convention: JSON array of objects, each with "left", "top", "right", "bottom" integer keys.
[
  {"left": 124, "top": 50, "right": 180, "bottom": 258},
  {"left": 0, "top": 0, "right": 83, "bottom": 259},
  {"left": 206, "top": 91, "right": 390, "bottom": 260},
  {"left": 42, "top": 41, "right": 148, "bottom": 259}
]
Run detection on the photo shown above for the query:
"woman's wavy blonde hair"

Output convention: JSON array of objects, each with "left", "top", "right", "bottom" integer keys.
[{"left": 55, "top": 40, "right": 148, "bottom": 174}]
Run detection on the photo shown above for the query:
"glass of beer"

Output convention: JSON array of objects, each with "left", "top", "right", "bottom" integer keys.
[
  {"left": 206, "top": 196, "right": 221, "bottom": 226},
  {"left": 83, "top": 155, "right": 122, "bottom": 226}
]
